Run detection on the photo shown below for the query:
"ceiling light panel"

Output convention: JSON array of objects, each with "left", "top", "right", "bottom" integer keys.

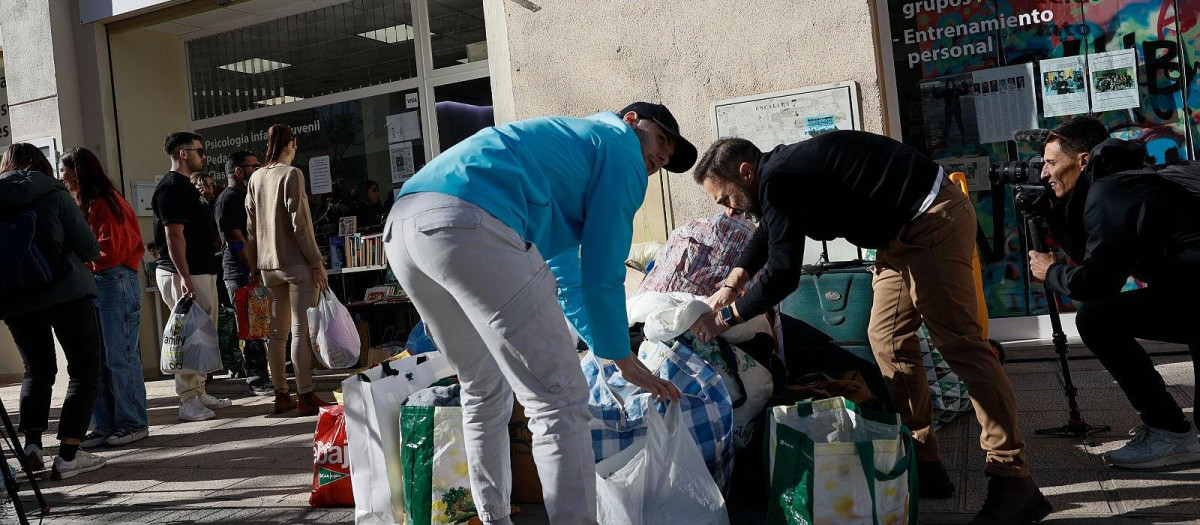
[
  {"left": 358, "top": 24, "right": 416, "bottom": 44},
  {"left": 219, "top": 58, "right": 291, "bottom": 74}
]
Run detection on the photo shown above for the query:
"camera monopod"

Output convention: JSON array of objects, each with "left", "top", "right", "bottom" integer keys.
[
  {"left": 1020, "top": 213, "right": 1110, "bottom": 446},
  {"left": 997, "top": 131, "right": 1111, "bottom": 446}
]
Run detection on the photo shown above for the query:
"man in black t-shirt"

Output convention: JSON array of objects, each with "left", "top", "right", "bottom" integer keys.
[
  {"left": 214, "top": 150, "right": 273, "bottom": 395},
  {"left": 152, "top": 132, "right": 232, "bottom": 422}
]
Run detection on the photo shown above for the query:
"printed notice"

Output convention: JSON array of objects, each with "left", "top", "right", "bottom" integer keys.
[
  {"left": 712, "top": 82, "right": 860, "bottom": 151},
  {"left": 1040, "top": 56, "right": 1089, "bottom": 118},
  {"left": 405, "top": 92, "right": 419, "bottom": 109},
  {"left": 971, "top": 63, "right": 1037, "bottom": 144},
  {"left": 386, "top": 112, "right": 421, "bottom": 143},
  {"left": 936, "top": 155, "right": 992, "bottom": 192},
  {"left": 390, "top": 142, "right": 415, "bottom": 184},
  {"left": 1088, "top": 49, "right": 1139, "bottom": 113},
  {"left": 309, "top": 155, "right": 332, "bottom": 194}
]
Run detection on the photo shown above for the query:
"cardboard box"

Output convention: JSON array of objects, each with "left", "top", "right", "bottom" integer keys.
[{"left": 355, "top": 321, "right": 371, "bottom": 367}]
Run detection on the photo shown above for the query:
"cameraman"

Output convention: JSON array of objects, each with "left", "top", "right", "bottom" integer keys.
[{"left": 1029, "top": 116, "right": 1200, "bottom": 469}]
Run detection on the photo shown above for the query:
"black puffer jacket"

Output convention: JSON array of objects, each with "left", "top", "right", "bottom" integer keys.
[
  {"left": 0, "top": 170, "right": 100, "bottom": 319},
  {"left": 1045, "top": 139, "right": 1200, "bottom": 300}
]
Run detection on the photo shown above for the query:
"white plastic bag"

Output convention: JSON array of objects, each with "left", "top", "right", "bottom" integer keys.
[
  {"left": 160, "top": 295, "right": 222, "bottom": 375},
  {"left": 596, "top": 400, "right": 729, "bottom": 525},
  {"left": 308, "top": 289, "right": 362, "bottom": 369},
  {"left": 343, "top": 352, "right": 456, "bottom": 525},
  {"left": 627, "top": 292, "right": 773, "bottom": 344}
]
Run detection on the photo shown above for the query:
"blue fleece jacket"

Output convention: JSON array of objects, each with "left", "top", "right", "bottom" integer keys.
[{"left": 398, "top": 111, "right": 647, "bottom": 360}]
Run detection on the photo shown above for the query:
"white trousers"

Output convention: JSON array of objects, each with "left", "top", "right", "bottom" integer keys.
[
  {"left": 384, "top": 192, "right": 596, "bottom": 524},
  {"left": 155, "top": 269, "right": 214, "bottom": 401}
]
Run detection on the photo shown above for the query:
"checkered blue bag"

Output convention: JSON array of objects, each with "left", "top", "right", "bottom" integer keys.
[{"left": 582, "top": 342, "right": 735, "bottom": 491}]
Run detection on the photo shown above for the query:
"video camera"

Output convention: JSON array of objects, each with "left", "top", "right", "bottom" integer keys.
[{"left": 988, "top": 129, "right": 1053, "bottom": 217}]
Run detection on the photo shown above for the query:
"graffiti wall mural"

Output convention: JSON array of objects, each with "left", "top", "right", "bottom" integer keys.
[{"left": 885, "top": 0, "right": 1197, "bottom": 317}]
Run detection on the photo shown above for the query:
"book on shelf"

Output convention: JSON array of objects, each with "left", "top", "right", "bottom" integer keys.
[
  {"left": 328, "top": 233, "right": 387, "bottom": 270},
  {"left": 338, "top": 216, "right": 358, "bottom": 236},
  {"left": 329, "top": 236, "right": 346, "bottom": 270}
]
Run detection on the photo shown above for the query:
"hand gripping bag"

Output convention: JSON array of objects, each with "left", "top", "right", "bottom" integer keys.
[{"left": 160, "top": 295, "right": 222, "bottom": 375}]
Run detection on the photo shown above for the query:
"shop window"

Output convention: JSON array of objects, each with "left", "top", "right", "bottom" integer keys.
[
  {"left": 427, "top": 0, "right": 487, "bottom": 69},
  {"left": 197, "top": 88, "right": 426, "bottom": 242},
  {"left": 188, "top": 0, "right": 419, "bottom": 120},
  {"left": 880, "top": 0, "right": 1198, "bottom": 317}
]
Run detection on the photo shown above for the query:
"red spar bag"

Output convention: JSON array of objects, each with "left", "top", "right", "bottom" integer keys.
[
  {"left": 234, "top": 285, "right": 270, "bottom": 340},
  {"left": 310, "top": 405, "right": 354, "bottom": 507}
]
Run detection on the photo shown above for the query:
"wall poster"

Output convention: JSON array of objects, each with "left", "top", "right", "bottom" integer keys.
[
  {"left": 389, "top": 142, "right": 415, "bottom": 183},
  {"left": 920, "top": 72, "right": 979, "bottom": 149},
  {"left": 935, "top": 155, "right": 992, "bottom": 192},
  {"left": 1039, "top": 55, "right": 1089, "bottom": 118},
  {"left": 1088, "top": 49, "right": 1140, "bottom": 112},
  {"left": 971, "top": 63, "right": 1037, "bottom": 143}
]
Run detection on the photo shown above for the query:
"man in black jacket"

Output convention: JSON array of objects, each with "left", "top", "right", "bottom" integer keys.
[
  {"left": 214, "top": 150, "right": 272, "bottom": 395},
  {"left": 691, "top": 131, "right": 1049, "bottom": 524},
  {"left": 1029, "top": 116, "right": 1200, "bottom": 469}
]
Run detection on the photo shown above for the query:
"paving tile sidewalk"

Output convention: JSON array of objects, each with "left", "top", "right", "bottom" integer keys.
[{"left": 0, "top": 342, "right": 1196, "bottom": 523}]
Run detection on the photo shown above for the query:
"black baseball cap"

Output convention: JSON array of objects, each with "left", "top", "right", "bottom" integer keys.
[{"left": 617, "top": 102, "right": 697, "bottom": 173}]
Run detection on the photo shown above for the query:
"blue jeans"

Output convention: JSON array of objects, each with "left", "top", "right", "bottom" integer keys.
[{"left": 92, "top": 265, "right": 149, "bottom": 434}]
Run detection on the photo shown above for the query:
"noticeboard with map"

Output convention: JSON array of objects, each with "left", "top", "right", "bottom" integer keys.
[
  {"left": 711, "top": 81, "right": 862, "bottom": 151},
  {"left": 711, "top": 82, "right": 863, "bottom": 264}
]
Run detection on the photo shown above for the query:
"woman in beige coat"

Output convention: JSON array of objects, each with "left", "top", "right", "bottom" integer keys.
[{"left": 245, "top": 124, "right": 331, "bottom": 416}]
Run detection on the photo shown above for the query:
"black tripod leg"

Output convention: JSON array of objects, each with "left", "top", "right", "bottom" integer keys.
[
  {"left": 1023, "top": 216, "right": 1111, "bottom": 446},
  {"left": 0, "top": 454, "right": 28, "bottom": 525},
  {"left": 0, "top": 404, "right": 49, "bottom": 519}
]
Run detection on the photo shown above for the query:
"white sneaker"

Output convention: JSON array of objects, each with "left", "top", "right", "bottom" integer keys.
[
  {"left": 179, "top": 397, "right": 216, "bottom": 422},
  {"left": 21, "top": 445, "right": 46, "bottom": 472},
  {"left": 51, "top": 450, "right": 106, "bottom": 480},
  {"left": 1103, "top": 425, "right": 1200, "bottom": 469},
  {"left": 198, "top": 393, "right": 232, "bottom": 410}
]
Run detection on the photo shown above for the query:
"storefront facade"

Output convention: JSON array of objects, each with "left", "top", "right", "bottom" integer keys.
[
  {"left": 0, "top": 0, "right": 1196, "bottom": 375},
  {"left": 877, "top": 0, "right": 1199, "bottom": 318}
]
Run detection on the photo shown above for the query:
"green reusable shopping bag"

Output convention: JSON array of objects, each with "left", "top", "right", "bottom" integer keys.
[
  {"left": 400, "top": 405, "right": 479, "bottom": 525},
  {"left": 217, "top": 306, "right": 245, "bottom": 373},
  {"left": 767, "top": 398, "right": 918, "bottom": 525}
]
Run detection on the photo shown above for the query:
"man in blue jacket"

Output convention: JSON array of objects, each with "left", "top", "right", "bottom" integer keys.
[{"left": 384, "top": 102, "right": 692, "bottom": 524}]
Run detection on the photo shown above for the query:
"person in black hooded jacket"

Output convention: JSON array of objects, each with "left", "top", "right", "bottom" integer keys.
[
  {"left": 1029, "top": 116, "right": 1200, "bottom": 470},
  {"left": 0, "top": 143, "right": 108, "bottom": 480}
]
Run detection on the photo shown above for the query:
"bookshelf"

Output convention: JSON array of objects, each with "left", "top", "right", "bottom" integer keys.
[{"left": 327, "top": 264, "right": 388, "bottom": 275}]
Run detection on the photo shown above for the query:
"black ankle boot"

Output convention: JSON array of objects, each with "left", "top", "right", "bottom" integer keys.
[
  {"left": 969, "top": 475, "right": 1052, "bottom": 524},
  {"left": 917, "top": 460, "right": 955, "bottom": 499}
]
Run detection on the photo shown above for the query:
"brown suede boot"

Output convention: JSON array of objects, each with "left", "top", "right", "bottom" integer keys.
[
  {"left": 297, "top": 392, "right": 332, "bottom": 416},
  {"left": 273, "top": 393, "right": 296, "bottom": 415}
]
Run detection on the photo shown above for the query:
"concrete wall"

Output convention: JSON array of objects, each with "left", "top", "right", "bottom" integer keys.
[
  {"left": 491, "top": 0, "right": 887, "bottom": 225},
  {"left": 107, "top": 27, "right": 189, "bottom": 376},
  {"left": 3, "top": 0, "right": 67, "bottom": 144},
  {"left": 0, "top": 0, "right": 100, "bottom": 379}
]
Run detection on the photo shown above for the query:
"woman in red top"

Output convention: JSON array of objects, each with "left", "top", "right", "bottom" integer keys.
[{"left": 59, "top": 147, "right": 149, "bottom": 449}]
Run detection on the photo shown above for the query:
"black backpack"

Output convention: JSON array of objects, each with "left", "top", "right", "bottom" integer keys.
[
  {"left": 0, "top": 206, "right": 58, "bottom": 291},
  {"left": 1158, "top": 161, "right": 1200, "bottom": 202}
]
